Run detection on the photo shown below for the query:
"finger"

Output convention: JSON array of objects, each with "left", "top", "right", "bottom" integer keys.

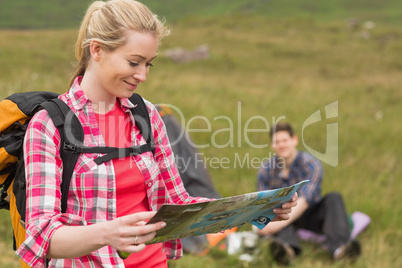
[
  {"left": 281, "top": 199, "right": 297, "bottom": 209},
  {"left": 134, "top": 220, "right": 148, "bottom": 227},
  {"left": 274, "top": 213, "right": 290, "bottom": 221},
  {"left": 118, "top": 230, "right": 157, "bottom": 248},
  {"left": 123, "top": 243, "right": 146, "bottom": 254},
  {"left": 120, "top": 211, "right": 157, "bottom": 225},
  {"left": 132, "top": 232, "right": 158, "bottom": 245},
  {"left": 136, "top": 221, "right": 166, "bottom": 236},
  {"left": 273, "top": 208, "right": 292, "bottom": 214},
  {"left": 120, "top": 221, "right": 166, "bottom": 238}
]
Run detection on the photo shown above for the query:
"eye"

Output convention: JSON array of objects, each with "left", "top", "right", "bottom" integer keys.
[
  {"left": 146, "top": 62, "right": 154, "bottom": 67},
  {"left": 129, "top": 61, "right": 139, "bottom": 67}
]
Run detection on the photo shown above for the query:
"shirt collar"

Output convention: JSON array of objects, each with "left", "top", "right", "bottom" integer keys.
[
  {"left": 66, "top": 76, "right": 90, "bottom": 111},
  {"left": 274, "top": 151, "right": 301, "bottom": 169},
  {"left": 119, "top": 96, "right": 136, "bottom": 110}
]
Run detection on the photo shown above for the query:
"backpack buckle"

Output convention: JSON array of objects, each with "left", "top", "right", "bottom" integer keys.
[{"left": 63, "top": 142, "right": 77, "bottom": 153}]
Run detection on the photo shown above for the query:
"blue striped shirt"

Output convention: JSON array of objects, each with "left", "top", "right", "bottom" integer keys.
[{"left": 257, "top": 151, "right": 323, "bottom": 206}]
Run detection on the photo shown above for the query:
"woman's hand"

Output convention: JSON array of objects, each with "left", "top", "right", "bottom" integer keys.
[
  {"left": 104, "top": 211, "right": 166, "bottom": 253},
  {"left": 48, "top": 211, "right": 165, "bottom": 259},
  {"left": 271, "top": 192, "right": 298, "bottom": 222}
]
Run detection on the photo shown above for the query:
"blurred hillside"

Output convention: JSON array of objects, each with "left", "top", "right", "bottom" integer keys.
[{"left": 0, "top": 0, "right": 401, "bottom": 29}]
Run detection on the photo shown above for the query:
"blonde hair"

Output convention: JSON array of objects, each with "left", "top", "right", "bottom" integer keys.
[{"left": 70, "top": 0, "right": 170, "bottom": 86}]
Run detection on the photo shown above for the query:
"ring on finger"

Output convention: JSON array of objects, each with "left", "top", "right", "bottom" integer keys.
[{"left": 134, "top": 235, "right": 139, "bottom": 245}]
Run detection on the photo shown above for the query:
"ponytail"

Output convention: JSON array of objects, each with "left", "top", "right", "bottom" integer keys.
[{"left": 69, "top": 1, "right": 105, "bottom": 87}]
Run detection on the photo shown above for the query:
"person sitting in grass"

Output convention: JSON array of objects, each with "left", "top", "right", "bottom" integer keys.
[{"left": 256, "top": 122, "right": 361, "bottom": 265}]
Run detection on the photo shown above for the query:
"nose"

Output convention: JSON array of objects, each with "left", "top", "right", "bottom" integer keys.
[
  {"left": 273, "top": 140, "right": 284, "bottom": 149},
  {"left": 133, "top": 67, "right": 147, "bottom": 83}
]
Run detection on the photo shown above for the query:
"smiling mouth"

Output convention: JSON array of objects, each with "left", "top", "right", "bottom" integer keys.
[
  {"left": 124, "top": 81, "right": 138, "bottom": 89},
  {"left": 277, "top": 148, "right": 288, "bottom": 154}
]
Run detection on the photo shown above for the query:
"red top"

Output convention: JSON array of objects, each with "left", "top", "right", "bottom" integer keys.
[{"left": 95, "top": 100, "right": 167, "bottom": 267}]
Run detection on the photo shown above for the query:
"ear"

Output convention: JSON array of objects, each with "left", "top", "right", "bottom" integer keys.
[
  {"left": 89, "top": 40, "right": 103, "bottom": 61},
  {"left": 293, "top": 135, "right": 299, "bottom": 147}
]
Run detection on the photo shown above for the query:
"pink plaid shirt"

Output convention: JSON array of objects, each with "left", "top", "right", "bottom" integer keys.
[{"left": 16, "top": 78, "right": 209, "bottom": 267}]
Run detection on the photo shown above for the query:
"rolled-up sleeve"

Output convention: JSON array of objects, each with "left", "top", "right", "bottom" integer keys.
[
  {"left": 16, "top": 110, "right": 86, "bottom": 267},
  {"left": 297, "top": 157, "right": 323, "bottom": 206}
]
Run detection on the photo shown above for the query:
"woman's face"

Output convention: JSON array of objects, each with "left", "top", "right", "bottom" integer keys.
[{"left": 95, "top": 30, "right": 159, "bottom": 99}]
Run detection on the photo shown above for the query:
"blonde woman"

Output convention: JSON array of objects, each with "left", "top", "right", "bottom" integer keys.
[{"left": 16, "top": 1, "right": 297, "bottom": 267}]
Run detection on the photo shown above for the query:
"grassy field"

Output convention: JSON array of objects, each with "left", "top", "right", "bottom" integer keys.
[
  {"left": 0, "top": 13, "right": 401, "bottom": 268},
  {"left": 2, "top": 0, "right": 402, "bottom": 29}
]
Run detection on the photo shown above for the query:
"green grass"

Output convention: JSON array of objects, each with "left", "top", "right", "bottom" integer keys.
[
  {"left": 0, "top": 0, "right": 91, "bottom": 29},
  {"left": 1, "top": 0, "right": 402, "bottom": 29},
  {"left": 1, "top": 13, "right": 402, "bottom": 268}
]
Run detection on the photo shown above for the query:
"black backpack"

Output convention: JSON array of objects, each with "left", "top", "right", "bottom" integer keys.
[{"left": 0, "top": 91, "right": 155, "bottom": 253}]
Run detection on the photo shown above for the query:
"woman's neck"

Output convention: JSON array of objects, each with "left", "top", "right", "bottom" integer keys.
[{"left": 80, "top": 73, "right": 116, "bottom": 114}]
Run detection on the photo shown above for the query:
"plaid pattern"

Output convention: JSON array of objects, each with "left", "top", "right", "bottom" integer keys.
[
  {"left": 16, "top": 78, "right": 209, "bottom": 267},
  {"left": 257, "top": 151, "right": 323, "bottom": 206}
]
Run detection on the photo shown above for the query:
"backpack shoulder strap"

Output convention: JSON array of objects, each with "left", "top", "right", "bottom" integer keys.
[
  {"left": 129, "top": 93, "right": 155, "bottom": 156},
  {"left": 41, "top": 99, "right": 84, "bottom": 213},
  {"left": 39, "top": 95, "right": 154, "bottom": 211}
]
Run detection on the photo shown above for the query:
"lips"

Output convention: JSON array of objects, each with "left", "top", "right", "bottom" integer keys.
[
  {"left": 124, "top": 80, "right": 138, "bottom": 90},
  {"left": 277, "top": 148, "right": 289, "bottom": 156}
]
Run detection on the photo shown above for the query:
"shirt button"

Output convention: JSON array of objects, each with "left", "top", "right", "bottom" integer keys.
[
  {"left": 147, "top": 182, "right": 152, "bottom": 188},
  {"left": 138, "top": 160, "right": 144, "bottom": 165}
]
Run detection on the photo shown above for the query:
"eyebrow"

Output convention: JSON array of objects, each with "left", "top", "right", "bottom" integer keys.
[{"left": 130, "top": 54, "right": 158, "bottom": 61}]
